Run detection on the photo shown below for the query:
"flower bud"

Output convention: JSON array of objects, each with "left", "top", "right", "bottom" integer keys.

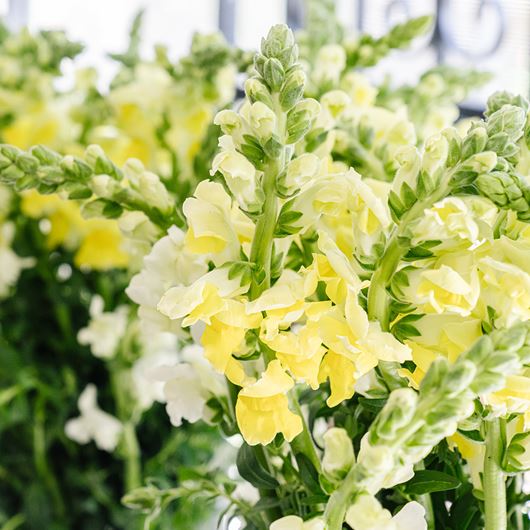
[
  {"left": 261, "top": 24, "right": 295, "bottom": 60},
  {"left": 263, "top": 57, "right": 285, "bottom": 91},
  {"left": 444, "top": 360, "right": 476, "bottom": 396},
  {"left": 322, "top": 427, "right": 355, "bottom": 480},
  {"left": 124, "top": 160, "right": 172, "bottom": 214},
  {"left": 84, "top": 144, "right": 106, "bottom": 167},
  {"left": 422, "top": 133, "right": 449, "bottom": 177},
  {"left": 374, "top": 388, "right": 418, "bottom": 441},
  {"left": 280, "top": 68, "right": 306, "bottom": 111},
  {"left": 461, "top": 127, "right": 488, "bottom": 159},
  {"left": 486, "top": 104, "right": 526, "bottom": 142},
  {"left": 245, "top": 77, "right": 273, "bottom": 107},
  {"left": 90, "top": 174, "right": 118, "bottom": 199},
  {"left": 286, "top": 99, "right": 320, "bottom": 144}
]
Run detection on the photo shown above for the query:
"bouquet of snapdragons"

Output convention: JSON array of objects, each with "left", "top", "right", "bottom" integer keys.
[{"left": 2, "top": 14, "right": 530, "bottom": 530}]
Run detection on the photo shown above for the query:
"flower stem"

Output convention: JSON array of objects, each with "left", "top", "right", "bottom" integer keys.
[
  {"left": 290, "top": 394, "right": 321, "bottom": 473},
  {"left": 324, "top": 464, "right": 361, "bottom": 530},
  {"left": 123, "top": 421, "right": 142, "bottom": 492},
  {"left": 484, "top": 418, "right": 507, "bottom": 530},
  {"left": 367, "top": 234, "right": 403, "bottom": 329}
]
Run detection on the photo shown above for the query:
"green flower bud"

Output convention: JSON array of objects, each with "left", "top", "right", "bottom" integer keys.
[
  {"left": 461, "top": 126, "right": 488, "bottom": 159},
  {"left": 124, "top": 159, "right": 172, "bottom": 213},
  {"left": 279, "top": 68, "right": 306, "bottom": 111},
  {"left": 31, "top": 145, "right": 62, "bottom": 165},
  {"left": 90, "top": 174, "right": 118, "bottom": 199},
  {"left": 444, "top": 360, "right": 476, "bottom": 396},
  {"left": 486, "top": 104, "right": 526, "bottom": 142},
  {"left": 286, "top": 99, "right": 320, "bottom": 144},
  {"left": 476, "top": 171, "right": 530, "bottom": 219},
  {"left": 122, "top": 486, "right": 160, "bottom": 512},
  {"left": 261, "top": 24, "right": 295, "bottom": 62},
  {"left": 374, "top": 388, "right": 418, "bottom": 441},
  {"left": 61, "top": 155, "right": 92, "bottom": 181},
  {"left": 486, "top": 91, "right": 529, "bottom": 117},
  {"left": 244, "top": 77, "right": 273, "bottom": 107},
  {"left": 263, "top": 57, "right": 285, "bottom": 91},
  {"left": 16, "top": 154, "right": 39, "bottom": 173}
]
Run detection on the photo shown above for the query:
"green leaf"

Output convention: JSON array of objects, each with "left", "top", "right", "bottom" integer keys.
[
  {"left": 236, "top": 443, "right": 279, "bottom": 490},
  {"left": 295, "top": 453, "right": 324, "bottom": 495},
  {"left": 404, "top": 469, "right": 461, "bottom": 495}
]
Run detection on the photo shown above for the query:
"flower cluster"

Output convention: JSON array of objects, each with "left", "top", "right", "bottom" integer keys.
[{"left": 3, "top": 10, "right": 530, "bottom": 530}]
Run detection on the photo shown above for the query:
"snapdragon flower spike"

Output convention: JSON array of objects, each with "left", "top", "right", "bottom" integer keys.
[
  {"left": 212, "top": 24, "right": 319, "bottom": 294},
  {"left": 369, "top": 94, "right": 530, "bottom": 330},
  {"left": 344, "top": 15, "right": 432, "bottom": 70},
  {"left": 324, "top": 321, "right": 530, "bottom": 530},
  {"left": 0, "top": 143, "right": 178, "bottom": 230}
]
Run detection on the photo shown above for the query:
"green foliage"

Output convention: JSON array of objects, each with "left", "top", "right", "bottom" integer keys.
[{"left": 0, "top": 209, "right": 219, "bottom": 530}]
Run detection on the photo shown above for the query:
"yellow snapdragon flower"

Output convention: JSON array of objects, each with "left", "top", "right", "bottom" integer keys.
[
  {"left": 157, "top": 268, "right": 248, "bottom": 327},
  {"left": 183, "top": 180, "right": 254, "bottom": 264},
  {"left": 403, "top": 252, "right": 480, "bottom": 317},
  {"left": 235, "top": 360, "right": 302, "bottom": 445},
  {"left": 21, "top": 190, "right": 128, "bottom": 270},
  {"left": 202, "top": 299, "right": 262, "bottom": 385},
  {"left": 400, "top": 314, "right": 482, "bottom": 387},
  {"left": 294, "top": 170, "right": 390, "bottom": 256}
]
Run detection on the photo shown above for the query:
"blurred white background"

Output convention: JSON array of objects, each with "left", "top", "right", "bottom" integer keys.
[{"left": 2, "top": 0, "right": 530, "bottom": 107}]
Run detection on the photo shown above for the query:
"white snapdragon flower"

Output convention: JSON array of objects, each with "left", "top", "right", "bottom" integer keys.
[
  {"left": 294, "top": 169, "right": 391, "bottom": 256},
  {"left": 211, "top": 135, "right": 259, "bottom": 210},
  {"left": 65, "top": 384, "right": 123, "bottom": 452},
  {"left": 313, "top": 44, "right": 346, "bottom": 83},
  {"left": 270, "top": 515, "right": 325, "bottom": 530},
  {"left": 0, "top": 221, "right": 34, "bottom": 298},
  {"left": 346, "top": 495, "right": 427, "bottom": 530},
  {"left": 77, "top": 295, "right": 128, "bottom": 359},
  {"left": 126, "top": 226, "right": 208, "bottom": 336},
  {"left": 153, "top": 344, "right": 226, "bottom": 427},
  {"left": 340, "top": 72, "right": 377, "bottom": 108},
  {"left": 131, "top": 331, "right": 180, "bottom": 411},
  {"left": 322, "top": 427, "right": 355, "bottom": 480}
]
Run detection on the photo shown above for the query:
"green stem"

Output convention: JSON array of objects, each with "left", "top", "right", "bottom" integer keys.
[
  {"left": 367, "top": 234, "right": 403, "bottom": 329},
  {"left": 290, "top": 394, "right": 321, "bottom": 473},
  {"left": 324, "top": 464, "right": 363, "bottom": 530},
  {"left": 123, "top": 421, "right": 141, "bottom": 492},
  {"left": 484, "top": 418, "right": 507, "bottom": 530},
  {"left": 33, "top": 399, "right": 65, "bottom": 518},
  {"left": 249, "top": 158, "right": 280, "bottom": 299},
  {"left": 110, "top": 366, "right": 142, "bottom": 492},
  {"left": 366, "top": 172, "right": 454, "bottom": 330},
  {"left": 414, "top": 462, "right": 435, "bottom": 530}
]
